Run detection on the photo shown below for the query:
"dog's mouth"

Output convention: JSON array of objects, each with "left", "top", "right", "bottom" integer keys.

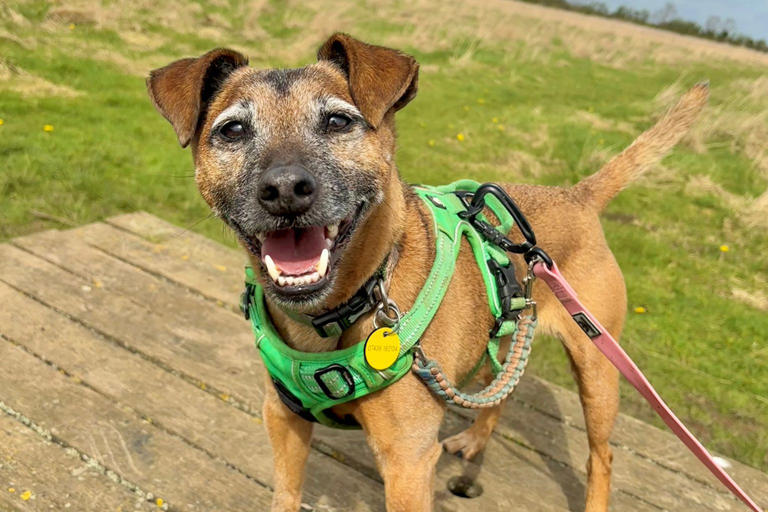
[{"left": 245, "top": 202, "right": 366, "bottom": 299}]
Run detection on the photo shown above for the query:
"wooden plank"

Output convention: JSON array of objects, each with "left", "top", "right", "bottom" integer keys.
[
  {"left": 0, "top": 241, "right": 262, "bottom": 411},
  {"left": 0, "top": 413, "right": 154, "bottom": 511},
  {"left": 101, "top": 216, "right": 245, "bottom": 305},
  {"left": 0, "top": 493, "right": 25, "bottom": 512},
  {"left": 456, "top": 389, "right": 741, "bottom": 510},
  {"left": 510, "top": 375, "right": 768, "bottom": 502},
  {"left": 0, "top": 281, "right": 386, "bottom": 511},
  {"left": 76, "top": 221, "right": 244, "bottom": 307},
  {"left": 102, "top": 213, "right": 768, "bottom": 502},
  {"left": 0, "top": 339, "right": 273, "bottom": 511},
  {"left": 317, "top": 412, "right": 659, "bottom": 512}
]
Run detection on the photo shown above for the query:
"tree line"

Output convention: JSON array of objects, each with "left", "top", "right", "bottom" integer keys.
[{"left": 519, "top": 0, "right": 768, "bottom": 53}]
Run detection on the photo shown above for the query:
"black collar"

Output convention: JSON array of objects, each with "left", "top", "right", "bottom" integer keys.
[{"left": 285, "top": 255, "right": 390, "bottom": 338}]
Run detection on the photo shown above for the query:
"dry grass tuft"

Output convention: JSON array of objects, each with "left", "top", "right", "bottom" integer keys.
[
  {"left": 502, "top": 149, "right": 547, "bottom": 177},
  {"left": 731, "top": 287, "right": 768, "bottom": 312},
  {"left": 666, "top": 77, "right": 768, "bottom": 178},
  {"left": 743, "top": 190, "right": 768, "bottom": 229},
  {"left": 0, "top": 60, "right": 82, "bottom": 97},
  {"left": 574, "top": 110, "right": 636, "bottom": 135}
]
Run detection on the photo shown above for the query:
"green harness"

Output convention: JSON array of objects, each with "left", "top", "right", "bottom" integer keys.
[{"left": 240, "top": 180, "right": 534, "bottom": 428}]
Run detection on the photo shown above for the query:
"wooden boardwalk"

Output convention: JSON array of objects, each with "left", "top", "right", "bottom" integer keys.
[{"left": 0, "top": 212, "right": 765, "bottom": 511}]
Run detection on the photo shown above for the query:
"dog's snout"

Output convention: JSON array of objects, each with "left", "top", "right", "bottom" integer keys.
[{"left": 258, "top": 165, "right": 318, "bottom": 215}]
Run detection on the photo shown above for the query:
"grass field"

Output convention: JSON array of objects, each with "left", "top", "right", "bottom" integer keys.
[{"left": 1, "top": 0, "right": 767, "bottom": 472}]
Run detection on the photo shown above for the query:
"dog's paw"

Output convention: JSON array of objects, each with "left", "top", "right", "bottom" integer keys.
[{"left": 443, "top": 429, "right": 489, "bottom": 460}]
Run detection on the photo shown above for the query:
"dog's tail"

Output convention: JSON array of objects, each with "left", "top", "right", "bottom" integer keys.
[{"left": 575, "top": 81, "right": 709, "bottom": 211}]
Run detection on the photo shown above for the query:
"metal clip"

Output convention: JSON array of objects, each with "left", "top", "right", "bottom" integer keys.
[
  {"left": 523, "top": 257, "right": 538, "bottom": 320},
  {"left": 372, "top": 278, "right": 402, "bottom": 331}
]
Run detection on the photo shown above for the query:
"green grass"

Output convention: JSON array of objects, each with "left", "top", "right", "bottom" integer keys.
[{"left": 2, "top": 0, "right": 767, "bottom": 471}]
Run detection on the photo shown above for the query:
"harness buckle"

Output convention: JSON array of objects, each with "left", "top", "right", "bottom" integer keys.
[
  {"left": 314, "top": 364, "right": 356, "bottom": 400},
  {"left": 310, "top": 271, "right": 383, "bottom": 337}
]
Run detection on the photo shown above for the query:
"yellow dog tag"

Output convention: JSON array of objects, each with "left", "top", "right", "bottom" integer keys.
[{"left": 364, "top": 328, "right": 401, "bottom": 370}]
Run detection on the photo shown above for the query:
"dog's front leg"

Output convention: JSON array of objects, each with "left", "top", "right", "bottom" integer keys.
[
  {"left": 358, "top": 379, "right": 445, "bottom": 512},
  {"left": 263, "top": 382, "right": 314, "bottom": 511}
]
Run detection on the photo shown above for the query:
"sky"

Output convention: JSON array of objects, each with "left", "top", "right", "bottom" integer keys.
[{"left": 576, "top": 0, "right": 768, "bottom": 41}]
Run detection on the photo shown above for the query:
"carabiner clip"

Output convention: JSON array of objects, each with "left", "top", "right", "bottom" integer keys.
[{"left": 458, "top": 183, "right": 538, "bottom": 254}]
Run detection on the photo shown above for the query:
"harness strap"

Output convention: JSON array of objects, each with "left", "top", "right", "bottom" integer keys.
[{"left": 533, "top": 259, "right": 764, "bottom": 512}]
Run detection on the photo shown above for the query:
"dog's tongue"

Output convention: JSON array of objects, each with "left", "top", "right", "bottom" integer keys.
[{"left": 261, "top": 226, "right": 325, "bottom": 275}]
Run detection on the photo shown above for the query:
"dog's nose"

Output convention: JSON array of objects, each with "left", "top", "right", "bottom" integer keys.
[{"left": 258, "top": 165, "right": 318, "bottom": 215}]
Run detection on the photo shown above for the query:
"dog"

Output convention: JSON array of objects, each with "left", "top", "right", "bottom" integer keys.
[{"left": 147, "top": 33, "right": 708, "bottom": 511}]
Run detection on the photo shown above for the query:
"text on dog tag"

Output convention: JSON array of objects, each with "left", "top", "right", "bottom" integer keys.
[{"left": 364, "top": 328, "right": 401, "bottom": 370}]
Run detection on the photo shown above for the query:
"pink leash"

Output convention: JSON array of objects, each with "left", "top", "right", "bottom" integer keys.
[{"left": 533, "top": 259, "right": 764, "bottom": 512}]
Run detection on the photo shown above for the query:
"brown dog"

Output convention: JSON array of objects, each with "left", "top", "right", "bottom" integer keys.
[{"left": 147, "top": 33, "right": 707, "bottom": 511}]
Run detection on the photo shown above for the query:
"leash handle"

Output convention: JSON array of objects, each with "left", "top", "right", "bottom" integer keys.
[{"left": 532, "top": 259, "right": 764, "bottom": 512}]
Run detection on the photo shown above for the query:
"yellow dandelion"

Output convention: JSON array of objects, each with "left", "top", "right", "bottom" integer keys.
[
  {"left": 462, "top": 105, "right": 469, "bottom": 112},
  {"left": 156, "top": 498, "right": 164, "bottom": 507},
  {"left": 719, "top": 244, "right": 729, "bottom": 252},
  {"left": 634, "top": 306, "right": 646, "bottom": 314},
  {"left": 497, "top": 125, "right": 505, "bottom": 131},
  {"left": 43, "top": 124, "right": 54, "bottom": 132},
  {"left": 456, "top": 133, "right": 465, "bottom": 142},
  {"left": 199, "top": 383, "right": 207, "bottom": 390},
  {"left": 477, "top": 98, "right": 486, "bottom": 104},
  {"left": 21, "top": 490, "right": 31, "bottom": 501},
  {"left": 8, "top": 488, "right": 14, "bottom": 493},
  {"left": 93, "top": 280, "right": 103, "bottom": 288},
  {"left": 491, "top": 117, "right": 499, "bottom": 123},
  {"left": 219, "top": 393, "right": 230, "bottom": 401},
  {"left": 427, "top": 139, "right": 435, "bottom": 147},
  {"left": 68, "top": 23, "right": 75, "bottom": 30},
  {"left": 0, "top": 119, "right": 4, "bottom": 126}
]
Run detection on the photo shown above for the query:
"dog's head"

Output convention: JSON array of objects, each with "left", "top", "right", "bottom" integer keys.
[{"left": 147, "top": 34, "right": 418, "bottom": 310}]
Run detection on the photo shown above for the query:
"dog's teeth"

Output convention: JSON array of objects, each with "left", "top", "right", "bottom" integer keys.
[
  {"left": 277, "top": 275, "right": 288, "bottom": 287},
  {"left": 327, "top": 224, "right": 339, "bottom": 239},
  {"left": 296, "top": 276, "right": 307, "bottom": 286},
  {"left": 264, "top": 255, "right": 280, "bottom": 282},
  {"left": 317, "top": 248, "right": 329, "bottom": 277},
  {"left": 325, "top": 238, "right": 333, "bottom": 249},
  {"left": 308, "top": 271, "right": 320, "bottom": 283},
  {"left": 287, "top": 276, "right": 297, "bottom": 287}
]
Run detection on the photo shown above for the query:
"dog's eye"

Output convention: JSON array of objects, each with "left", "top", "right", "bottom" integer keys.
[
  {"left": 219, "top": 121, "right": 245, "bottom": 140},
  {"left": 326, "top": 114, "right": 352, "bottom": 132}
]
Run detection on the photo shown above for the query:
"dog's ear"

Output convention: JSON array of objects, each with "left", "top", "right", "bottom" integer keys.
[
  {"left": 147, "top": 48, "right": 248, "bottom": 147},
  {"left": 318, "top": 33, "right": 418, "bottom": 128}
]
